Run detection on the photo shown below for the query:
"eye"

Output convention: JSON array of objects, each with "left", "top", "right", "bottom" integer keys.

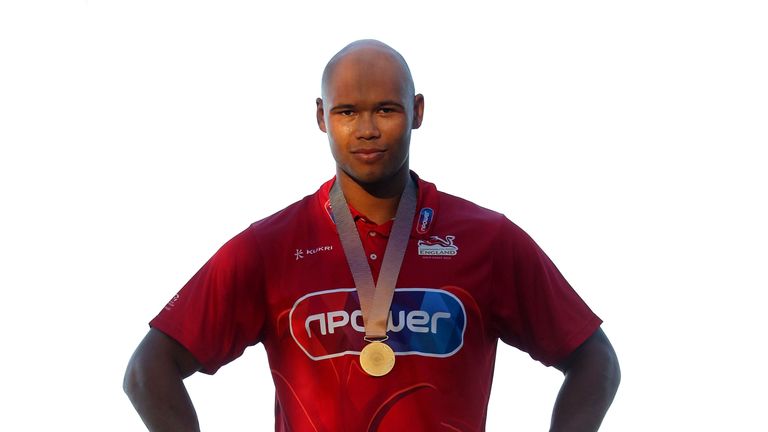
[
  {"left": 378, "top": 107, "right": 394, "bottom": 114},
  {"left": 339, "top": 110, "right": 354, "bottom": 116}
]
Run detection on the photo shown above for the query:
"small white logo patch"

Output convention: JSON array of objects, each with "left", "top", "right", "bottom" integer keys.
[
  {"left": 294, "top": 245, "right": 333, "bottom": 261},
  {"left": 418, "top": 235, "right": 458, "bottom": 256},
  {"left": 164, "top": 293, "right": 180, "bottom": 311}
]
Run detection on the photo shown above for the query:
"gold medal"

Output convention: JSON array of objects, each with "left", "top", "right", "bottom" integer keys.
[
  {"left": 331, "top": 178, "right": 416, "bottom": 378},
  {"left": 360, "top": 341, "right": 395, "bottom": 377}
]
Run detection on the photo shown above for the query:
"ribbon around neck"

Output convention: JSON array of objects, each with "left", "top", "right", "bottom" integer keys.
[{"left": 329, "top": 175, "right": 418, "bottom": 340}]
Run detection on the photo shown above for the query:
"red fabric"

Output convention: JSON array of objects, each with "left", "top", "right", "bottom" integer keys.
[{"left": 150, "top": 173, "right": 601, "bottom": 432}]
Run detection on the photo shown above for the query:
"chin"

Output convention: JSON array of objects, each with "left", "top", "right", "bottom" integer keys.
[
  {"left": 351, "top": 171, "right": 389, "bottom": 185},
  {"left": 339, "top": 161, "right": 408, "bottom": 187}
]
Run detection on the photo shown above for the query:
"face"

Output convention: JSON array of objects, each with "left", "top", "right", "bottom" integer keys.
[{"left": 316, "top": 52, "right": 424, "bottom": 186}]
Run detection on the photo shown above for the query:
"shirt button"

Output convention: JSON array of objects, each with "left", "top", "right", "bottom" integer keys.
[
  {"left": 369, "top": 253, "right": 378, "bottom": 260},
  {"left": 368, "top": 231, "right": 377, "bottom": 237}
]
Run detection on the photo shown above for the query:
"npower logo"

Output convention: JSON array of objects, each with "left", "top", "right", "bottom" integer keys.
[{"left": 289, "top": 288, "right": 466, "bottom": 361}]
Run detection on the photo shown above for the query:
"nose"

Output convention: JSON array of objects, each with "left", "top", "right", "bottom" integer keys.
[{"left": 355, "top": 112, "right": 380, "bottom": 140}]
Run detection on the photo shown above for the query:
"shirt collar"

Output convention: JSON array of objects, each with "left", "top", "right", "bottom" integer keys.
[{"left": 317, "top": 171, "right": 440, "bottom": 238}]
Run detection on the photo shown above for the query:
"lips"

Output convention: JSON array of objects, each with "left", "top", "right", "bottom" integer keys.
[
  {"left": 351, "top": 148, "right": 386, "bottom": 163},
  {"left": 352, "top": 147, "right": 386, "bottom": 154}
]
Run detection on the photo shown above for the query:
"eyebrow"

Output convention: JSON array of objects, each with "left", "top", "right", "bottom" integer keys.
[
  {"left": 377, "top": 100, "right": 405, "bottom": 108},
  {"left": 329, "top": 100, "right": 406, "bottom": 112},
  {"left": 330, "top": 104, "right": 356, "bottom": 111}
]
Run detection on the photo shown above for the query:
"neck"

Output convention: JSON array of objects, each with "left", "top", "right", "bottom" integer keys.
[{"left": 336, "top": 167, "right": 410, "bottom": 225}]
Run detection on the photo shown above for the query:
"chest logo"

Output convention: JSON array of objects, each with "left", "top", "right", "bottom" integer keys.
[
  {"left": 289, "top": 288, "right": 467, "bottom": 361},
  {"left": 416, "top": 207, "right": 435, "bottom": 234},
  {"left": 294, "top": 245, "right": 333, "bottom": 261},
  {"left": 417, "top": 235, "right": 458, "bottom": 256}
]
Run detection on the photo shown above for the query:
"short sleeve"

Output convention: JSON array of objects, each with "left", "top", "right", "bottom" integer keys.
[
  {"left": 150, "top": 226, "right": 266, "bottom": 374},
  {"left": 491, "top": 217, "right": 602, "bottom": 366}
]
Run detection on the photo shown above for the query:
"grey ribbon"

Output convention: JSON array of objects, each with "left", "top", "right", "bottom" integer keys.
[{"left": 329, "top": 175, "right": 418, "bottom": 340}]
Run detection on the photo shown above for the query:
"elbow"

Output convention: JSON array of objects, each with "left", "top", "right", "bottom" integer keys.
[
  {"left": 124, "top": 348, "right": 154, "bottom": 404},
  {"left": 601, "top": 344, "right": 621, "bottom": 401},
  {"left": 582, "top": 342, "right": 621, "bottom": 400},
  {"left": 592, "top": 332, "right": 621, "bottom": 402},
  {"left": 123, "top": 357, "right": 142, "bottom": 401}
]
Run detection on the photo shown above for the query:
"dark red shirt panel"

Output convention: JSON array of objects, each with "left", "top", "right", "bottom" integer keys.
[{"left": 150, "top": 173, "right": 602, "bottom": 431}]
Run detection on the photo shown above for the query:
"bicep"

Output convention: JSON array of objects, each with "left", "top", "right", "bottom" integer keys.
[
  {"left": 131, "top": 328, "right": 202, "bottom": 379},
  {"left": 554, "top": 327, "right": 618, "bottom": 374}
]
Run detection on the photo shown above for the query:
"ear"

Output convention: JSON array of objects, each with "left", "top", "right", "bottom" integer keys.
[
  {"left": 411, "top": 94, "right": 425, "bottom": 129},
  {"left": 316, "top": 98, "right": 327, "bottom": 132}
]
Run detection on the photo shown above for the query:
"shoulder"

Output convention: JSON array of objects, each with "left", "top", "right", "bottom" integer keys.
[
  {"left": 436, "top": 190, "right": 504, "bottom": 224},
  {"left": 422, "top": 178, "right": 534, "bottom": 250},
  {"left": 422, "top": 176, "right": 506, "bottom": 231},
  {"left": 209, "top": 187, "right": 328, "bottom": 269},
  {"left": 243, "top": 180, "right": 333, "bottom": 243},
  {"left": 248, "top": 194, "right": 315, "bottom": 234}
]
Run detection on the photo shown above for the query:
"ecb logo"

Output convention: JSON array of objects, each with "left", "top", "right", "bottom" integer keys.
[{"left": 289, "top": 288, "right": 467, "bottom": 361}]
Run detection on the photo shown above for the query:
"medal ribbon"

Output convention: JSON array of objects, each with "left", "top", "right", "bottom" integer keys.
[{"left": 330, "top": 174, "right": 417, "bottom": 340}]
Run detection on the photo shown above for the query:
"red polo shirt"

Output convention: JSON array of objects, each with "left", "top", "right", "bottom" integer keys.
[{"left": 150, "top": 173, "right": 601, "bottom": 432}]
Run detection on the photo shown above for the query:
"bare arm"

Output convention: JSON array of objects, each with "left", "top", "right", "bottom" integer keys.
[
  {"left": 550, "top": 327, "right": 621, "bottom": 432},
  {"left": 123, "top": 328, "right": 203, "bottom": 432}
]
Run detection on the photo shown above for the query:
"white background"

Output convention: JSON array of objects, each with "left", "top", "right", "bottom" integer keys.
[{"left": 1, "top": 1, "right": 766, "bottom": 430}]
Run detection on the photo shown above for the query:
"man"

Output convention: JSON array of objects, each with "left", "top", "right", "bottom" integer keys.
[{"left": 124, "top": 39, "right": 620, "bottom": 431}]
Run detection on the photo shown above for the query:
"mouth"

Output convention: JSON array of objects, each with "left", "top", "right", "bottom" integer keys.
[
  {"left": 351, "top": 148, "right": 386, "bottom": 163},
  {"left": 352, "top": 147, "right": 386, "bottom": 154}
]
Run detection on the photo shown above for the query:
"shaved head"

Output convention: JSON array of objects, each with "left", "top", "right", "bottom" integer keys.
[
  {"left": 316, "top": 39, "right": 424, "bottom": 197},
  {"left": 321, "top": 39, "right": 415, "bottom": 101}
]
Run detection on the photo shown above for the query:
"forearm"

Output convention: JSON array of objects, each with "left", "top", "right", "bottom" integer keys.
[
  {"left": 550, "top": 330, "right": 621, "bottom": 432},
  {"left": 124, "top": 359, "right": 201, "bottom": 432}
]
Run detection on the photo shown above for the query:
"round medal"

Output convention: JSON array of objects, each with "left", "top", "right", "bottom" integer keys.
[{"left": 360, "top": 341, "right": 395, "bottom": 377}]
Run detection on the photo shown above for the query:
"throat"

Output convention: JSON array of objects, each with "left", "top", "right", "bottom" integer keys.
[{"left": 336, "top": 170, "right": 408, "bottom": 225}]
